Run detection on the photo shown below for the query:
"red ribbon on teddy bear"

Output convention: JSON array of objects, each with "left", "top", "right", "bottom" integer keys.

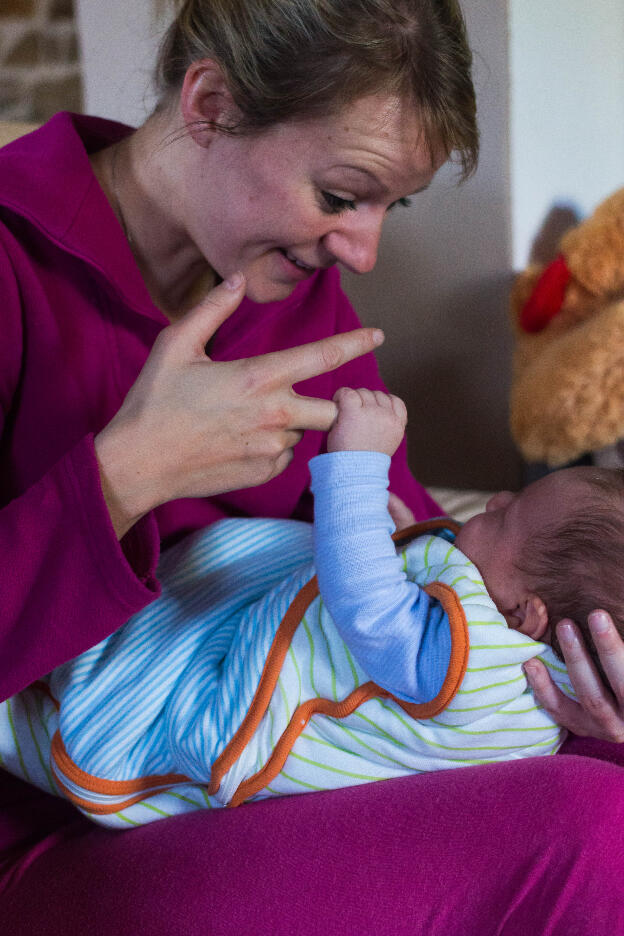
[{"left": 520, "top": 254, "right": 572, "bottom": 333}]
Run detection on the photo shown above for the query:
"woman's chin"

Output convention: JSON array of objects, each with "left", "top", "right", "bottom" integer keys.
[
  {"left": 243, "top": 278, "right": 301, "bottom": 305},
  {"left": 240, "top": 250, "right": 318, "bottom": 304}
]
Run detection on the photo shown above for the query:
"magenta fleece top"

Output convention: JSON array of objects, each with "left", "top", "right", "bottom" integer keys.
[{"left": 0, "top": 112, "right": 440, "bottom": 860}]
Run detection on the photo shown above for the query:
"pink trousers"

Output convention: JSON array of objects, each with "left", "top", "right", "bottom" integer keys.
[{"left": 2, "top": 744, "right": 624, "bottom": 936}]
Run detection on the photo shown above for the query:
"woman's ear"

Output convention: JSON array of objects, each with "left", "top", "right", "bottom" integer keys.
[
  {"left": 180, "top": 59, "right": 239, "bottom": 147},
  {"left": 507, "top": 594, "right": 549, "bottom": 640}
]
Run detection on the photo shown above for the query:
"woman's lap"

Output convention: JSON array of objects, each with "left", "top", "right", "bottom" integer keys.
[{"left": 2, "top": 754, "right": 624, "bottom": 936}]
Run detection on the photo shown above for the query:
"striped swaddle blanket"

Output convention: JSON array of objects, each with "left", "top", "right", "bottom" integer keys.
[{"left": 0, "top": 517, "right": 574, "bottom": 827}]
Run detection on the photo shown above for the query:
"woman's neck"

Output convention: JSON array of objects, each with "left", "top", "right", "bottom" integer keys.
[{"left": 90, "top": 114, "right": 216, "bottom": 320}]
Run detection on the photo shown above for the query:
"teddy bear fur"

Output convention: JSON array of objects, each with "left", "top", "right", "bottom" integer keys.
[{"left": 509, "top": 187, "right": 624, "bottom": 467}]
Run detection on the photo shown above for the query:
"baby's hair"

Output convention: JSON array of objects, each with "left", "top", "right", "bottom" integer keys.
[
  {"left": 516, "top": 468, "right": 624, "bottom": 682},
  {"left": 154, "top": 0, "right": 479, "bottom": 179}
]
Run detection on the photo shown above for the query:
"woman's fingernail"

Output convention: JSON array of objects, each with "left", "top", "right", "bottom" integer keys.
[
  {"left": 558, "top": 622, "right": 577, "bottom": 646},
  {"left": 523, "top": 660, "right": 537, "bottom": 678},
  {"left": 224, "top": 272, "right": 244, "bottom": 290},
  {"left": 589, "top": 611, "right": 610, "bottom": 635},
  {"left": 372, "top": 329, "right": 384, "bottom": 346}
]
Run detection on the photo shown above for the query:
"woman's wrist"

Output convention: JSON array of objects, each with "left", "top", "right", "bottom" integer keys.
[{"left": 94, "top": 424, "right": 160, "bottom": 540}]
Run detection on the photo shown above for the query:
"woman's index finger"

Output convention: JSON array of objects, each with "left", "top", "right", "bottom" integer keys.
[
  {"left": 588, "top": 611, "right": 624, "bottom": 705},
  {"left": 267, "top": 328, "right": 384, "bottom": 386},
  {"left": 555, "top": 618, "right": 624, "bottom": 728}
]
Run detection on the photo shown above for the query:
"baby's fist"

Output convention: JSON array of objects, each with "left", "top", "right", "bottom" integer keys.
[{"left": 327, "top": 388, "right": 407, "bottom": 456}]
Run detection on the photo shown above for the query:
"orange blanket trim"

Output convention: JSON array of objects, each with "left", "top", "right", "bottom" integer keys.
[
  {"left": 392, "top": 517, "right": 461, "bottom": 544},
  {"left": 51, "top": 731, "right": 193, "bottom": 804},
  {"left": 29, "top": 684, "right": 187, "bottom": 814},
  {"left": 50, "top": 768, "right": 188, "bottom": 816},
  {"left": 229, "top": 681, "right": 387, "bottom": 807},
  {"left": 50, "top": 517, "right": 469, "bottom": 814},
  {"left": 51, "top": 732, "right": 190, "bottom": 795}
]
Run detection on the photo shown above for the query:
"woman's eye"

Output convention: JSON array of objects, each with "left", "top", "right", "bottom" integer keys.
[
  {"left": 321, "top": 192, "right": 357, "bottom": 214},
  {"left": 386, "top": 197, "right": 412, "bottom": 212}
]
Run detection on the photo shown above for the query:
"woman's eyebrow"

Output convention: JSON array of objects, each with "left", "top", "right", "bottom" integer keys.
[
  {"left": 331, "top": 165, "right": 433, "bottom": 198},
  {"left": 331, "top": 165, "right": 387, "bottom": 190}
]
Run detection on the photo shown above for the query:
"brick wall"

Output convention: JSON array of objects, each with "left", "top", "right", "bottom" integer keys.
[{"left": 0, "top": 0, "right": 82, "bottom": 123}]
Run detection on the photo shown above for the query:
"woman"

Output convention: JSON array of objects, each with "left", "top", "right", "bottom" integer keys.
[{"left": 1, "top": 1, "right": 624, "bottom": 932}]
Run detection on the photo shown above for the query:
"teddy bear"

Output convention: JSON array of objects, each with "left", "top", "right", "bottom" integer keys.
[{"left": 509, "top": 187, "right": 624, "bottom": 469}]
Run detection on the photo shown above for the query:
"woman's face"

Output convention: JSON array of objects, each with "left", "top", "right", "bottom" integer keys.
[{"left": 181, "top": 93, "right": 446, "bottom": 303}]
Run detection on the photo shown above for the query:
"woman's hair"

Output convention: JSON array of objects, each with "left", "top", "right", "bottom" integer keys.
[
  {"left": 516, "top": 468, "right": 624, "bottom": 682},
  {"left": 154, "top": 0, "right": 479, "bottom": 178}
]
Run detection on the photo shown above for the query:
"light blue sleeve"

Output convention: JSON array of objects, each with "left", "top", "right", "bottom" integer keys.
[{"left": 309, "top": 451, "right": 451, "bottom": 704}]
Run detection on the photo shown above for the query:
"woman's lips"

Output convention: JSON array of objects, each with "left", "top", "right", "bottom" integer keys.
[{"left": 278, "top": 248, "right": 316, "bottom": 278}]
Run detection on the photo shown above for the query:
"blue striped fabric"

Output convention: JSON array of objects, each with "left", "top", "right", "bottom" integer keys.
[{"left": 50, "top": 518, "right": 316, "bottom": 781}]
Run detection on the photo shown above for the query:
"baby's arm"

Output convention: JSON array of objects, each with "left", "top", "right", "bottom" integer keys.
[{"left": 309, "top": 391, "right": 451, "bottom": 704}]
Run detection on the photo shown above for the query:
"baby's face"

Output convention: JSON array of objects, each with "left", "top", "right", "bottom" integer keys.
[{"left": 454, "top": 468, "right": 592, "bottom": 623}]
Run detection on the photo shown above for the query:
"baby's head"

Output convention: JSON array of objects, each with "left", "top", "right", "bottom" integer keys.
[{"left": 455, "top": 466, "right": 624, "bottom": 677}]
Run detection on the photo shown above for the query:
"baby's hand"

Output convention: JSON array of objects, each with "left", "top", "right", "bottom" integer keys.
[{"left": 327, "top": 388, "right": 407, "bottom": 456}]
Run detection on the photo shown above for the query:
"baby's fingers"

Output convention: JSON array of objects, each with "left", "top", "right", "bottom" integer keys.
[
  {"left": 390, "top": 394, "right": 408, "bottom": 423},
  {"left": 372, "top": 391, "right": 393, "bottom": 408},
  {"left": 332, "top": 387, "right": 364, "bottom": 411}
]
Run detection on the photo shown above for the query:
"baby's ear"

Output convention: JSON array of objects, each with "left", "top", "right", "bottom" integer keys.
[{"left": 508, "top": 595, "right": 549, "bottom": 639}]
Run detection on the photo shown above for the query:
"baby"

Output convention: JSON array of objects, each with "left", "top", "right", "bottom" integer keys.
[{"left": 2, "top": 390, "right": 623, "bottom": 826}]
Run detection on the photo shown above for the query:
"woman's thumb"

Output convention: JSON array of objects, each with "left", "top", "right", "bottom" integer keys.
[{"left": 177, "top": 272, "right": 246, "bottom": 356}]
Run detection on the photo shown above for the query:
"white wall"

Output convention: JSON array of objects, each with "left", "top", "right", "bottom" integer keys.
[
  {"left": 75, "top": 0, "right": 166, "bottom": 126},
  {"left": 509, "top": 0, "right": 624, "bottom": 269}
]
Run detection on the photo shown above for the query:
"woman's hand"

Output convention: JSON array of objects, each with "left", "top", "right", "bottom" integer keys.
[
  {"left": 95, "top": 274, "right": 384, "bottom": 538},
  {"left": 524, "top": 610, "right": 624, "bottom": 742}
]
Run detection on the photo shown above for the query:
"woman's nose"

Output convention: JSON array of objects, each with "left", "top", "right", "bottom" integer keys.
[{"left": 323, "top": 212, "right": 383, "bottom": 274}]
